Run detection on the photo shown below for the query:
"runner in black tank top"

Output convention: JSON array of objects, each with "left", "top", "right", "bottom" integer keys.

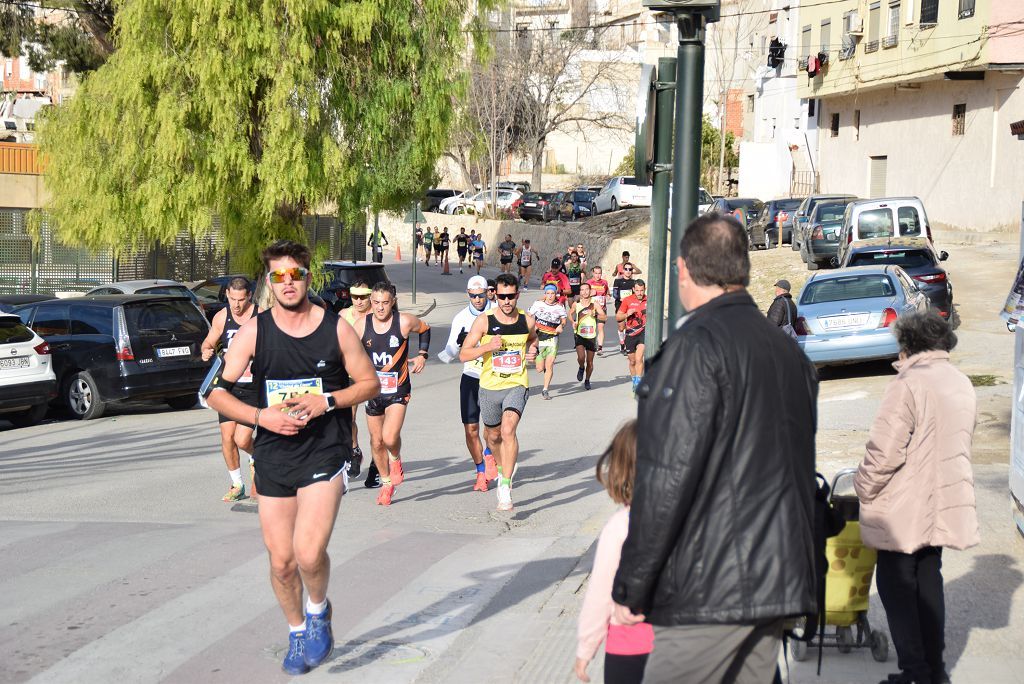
[
  {"left": 353, "top": 282, "right": 432, "bottom": 506},
  {"left": 206, "top": 241, "right": 380, "bottom": 676},
  {"left": 199, "top": 278, "right": 259, "bottom": 502}
]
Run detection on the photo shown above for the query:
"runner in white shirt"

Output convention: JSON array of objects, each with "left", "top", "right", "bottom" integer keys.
[
  {"left": 527, "top": 284, "right": 568, "bottom": 400},
  {"left": 439, "top": 276, "right": 499, "bottom": 490}
]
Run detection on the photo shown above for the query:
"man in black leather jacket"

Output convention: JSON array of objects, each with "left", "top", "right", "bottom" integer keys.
[{"left": 612, "top": 214, "right": 818, "bottom": 683}]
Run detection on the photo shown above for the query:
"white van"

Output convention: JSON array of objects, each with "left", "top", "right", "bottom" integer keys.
[{"left": 836, "top": 197, "right": 934, "bottom": 265}]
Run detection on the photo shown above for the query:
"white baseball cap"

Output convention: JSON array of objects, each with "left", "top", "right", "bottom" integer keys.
[{"left": 467, "top": 276, "right": 488, "bottom": 291}]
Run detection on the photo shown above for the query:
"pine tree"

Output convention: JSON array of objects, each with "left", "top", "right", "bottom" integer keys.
[{"left": 37, "top": 0, "right": 490, "bottom": 271}]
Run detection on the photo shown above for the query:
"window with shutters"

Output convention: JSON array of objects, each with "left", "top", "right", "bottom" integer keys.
[
  {"left": 958, "top": 0, "right": 974, "bottom": 19},
  {"left": 884, "top": 2, "right": 900, "bottom": 48},
  {"left": 831, "top": 113, "right": 840, "bottom": 137},
  {"left": 920, "top": 0, "right": 938, "bottom": 27},
  {"left": 820, "top": 19, "right": 831, "bottom": 57},
  {"left": 800, "top": 25, "right": 812, "bottom": 68},
  {"left": 866, "top": 3, "right": 881, "bottom": 52},
  {"left": 952, "top": 103, "right": 966, "bottom": 135}
]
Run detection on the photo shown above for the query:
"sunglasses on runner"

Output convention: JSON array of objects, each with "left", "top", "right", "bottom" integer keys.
[
  {"left": 350, "top": 294, "right": 369, "bottom": 300},
  {"left": 267, "top": 267, "right": 309, "bottom": 283},
  {"left": 624, "top": 267, "right": 633, "bottom": 272},
  {"left": 495, "top": 293, "right": 518, "bottom": 301},
  {"left": 468, "top": 292, "right": 487, "bottom": 299}
]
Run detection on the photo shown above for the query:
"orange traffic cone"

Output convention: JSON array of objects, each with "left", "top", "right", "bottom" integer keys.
[
  {"left": 442, "top": 252, "right": 452, "bottom": 275},
  {"left": 395, "top": 243, "right": 402, "bottom": 261}
]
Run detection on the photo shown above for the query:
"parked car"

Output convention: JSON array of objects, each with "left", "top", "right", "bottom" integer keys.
[
  {"left": 0, "top": 313, "right": 57, "bottom": 427},
  {"left": 0, "top": 294, "right": 55, "bottom": 314},
  {"left": 190, "top": 274, "right": 252, "bottom": 321},
  {"left": 518, "top": 192, "right": 558, "bottom": 221},
  {"left": 13, "top": 295, "right": 211, "bottom": 419},
  {"left": 697, "top": 186, "right": 715, "bottom": 214},
  {"left": 556, "top": 189, "right": 596, "bottom": 221},
  {"left": 497, "top": 181, "right": 531, "bottom": 193},
  {"left": 86, "top": 279, "right": 209, "bottom": 318},
  {"left": 795, "top": 265, "right": 930, "bottom": 367},
  {"left": 471, "top": 189, "right": 522, "bottom": 215},
  {"left": 317, "top": 262, "right": 391, "bottom": 311},
  {"left": 423, "top": 188, "right": 459, "bottom": 212},
  {"left": 438, "top": 190, "right": 473, "bottom": 214},
  {"left": 749, "top": 198, "right": 804, "bottom": 248},
  {"left": 839, "top": 237, "right": 953, "bottom": 319},
  {"left": 800, "top": 198, "right": 859, "bottom": 270},
  {"left": 591, "top": 176, "right": 653, "bottom": 215},
  {"left": 836, "top": 197, "right": 935, "bottom": 266},
  {"left": 792, "top": 194, "right": 859, "bottom": 251},
  {"left": 584, "top": 185, "right": 604, "bottom": 194},
  {"left": 707, "top": 197, "right": 765, "bottom": 240}
]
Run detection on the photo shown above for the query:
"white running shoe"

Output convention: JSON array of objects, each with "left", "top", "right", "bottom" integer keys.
[{"left": 496, "top": 481, "right": 513, "bottom": 511}]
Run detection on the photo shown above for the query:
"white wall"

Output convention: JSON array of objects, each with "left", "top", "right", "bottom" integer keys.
[
  {"left": 817, "top": 73, "right": 1024, "bottom": 234},
  {"left": 738, "top": 141, "right": 792, "bottom": 199}
]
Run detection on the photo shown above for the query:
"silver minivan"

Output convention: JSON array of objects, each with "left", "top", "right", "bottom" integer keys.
[{"left": 836, "top": 197, "right": 934, "bottom": 265}]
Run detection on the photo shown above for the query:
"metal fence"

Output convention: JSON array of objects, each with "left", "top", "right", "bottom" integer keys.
[
  {"left": 0, "top": 209, "right": 364, "bottom": 295},
  {"left": 791, "top": 170, "right": 820, "bottom": 197}
]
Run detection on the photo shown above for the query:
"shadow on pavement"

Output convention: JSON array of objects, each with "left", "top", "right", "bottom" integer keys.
[
  {"left": 326, "top": 555, "right": 583, "bottom": 675},
  {"left": 818, "top": 360, "right": 898, "bottom": 382},
  {"left": 943, "top": 553, "right": 1023, "bottom": 673}
]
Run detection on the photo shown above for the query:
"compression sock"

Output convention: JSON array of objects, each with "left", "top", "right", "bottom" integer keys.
[
  {"left": 306, "top": 597, "right": 327, "bottom": 615},
  {"left": 499, "top": 477, "right": 511, "bottom": 487},
  {"left": 476, "top": 461, "right": 485, "bottom": 473},
  {"left": 229, "top": 468, "right": 242, "bottom": 487},
  {"left": 484, "top": 447, "right": 492, "bottom": 457}
]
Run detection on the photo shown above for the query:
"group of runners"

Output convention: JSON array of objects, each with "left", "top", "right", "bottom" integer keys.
[
  {"left": 416, "top": 226, "right": 487, "bottom": 274},
  {"left": 200, "top": 238, "right": 651, "bottom": 675}
]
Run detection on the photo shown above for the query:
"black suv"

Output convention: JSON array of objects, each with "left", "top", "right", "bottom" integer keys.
[
  {"left": 13, "top": 295, "right": 211, "bottom": 419},
  {"left": 839, "top": 238, "right": 953, "bottom": 319},
  {"left": 748, "top": 198, "right": 804, "bottom": 248}
]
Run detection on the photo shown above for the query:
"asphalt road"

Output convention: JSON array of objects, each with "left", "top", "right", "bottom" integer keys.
[{"left": 1, "top": 241, "right": 1022, "bottom": 683}]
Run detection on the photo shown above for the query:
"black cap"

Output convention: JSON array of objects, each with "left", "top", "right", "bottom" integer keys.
[
  {"left": 551, "top": 257, "right": 561, "bottom": 267},
  {"left": 774, "top": 279, "right": 792, "bottom": 292}
]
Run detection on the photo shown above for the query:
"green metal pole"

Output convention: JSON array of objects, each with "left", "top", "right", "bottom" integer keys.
[
  {"left": 411, "top": 202, "right": 418, "bottom": 305},
  {"left": 645, "top": 57, "right": 677, "bottom": 360},
  {"left": 669, "top": 12, "right": 707, "bottom": 322}
]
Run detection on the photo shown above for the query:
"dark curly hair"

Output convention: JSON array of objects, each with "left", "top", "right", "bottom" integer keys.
[{"left": 893, "top": 310, "right": 957, "bottom": 357}]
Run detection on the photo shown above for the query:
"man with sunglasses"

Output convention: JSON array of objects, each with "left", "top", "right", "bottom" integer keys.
[
  {"left": 340, "top": 281, "right": 374, "bottom": 484},
  {"left": 208, "top": 240, "right": 380, "bottom": 676},
  {"left": 352, "top": 282, "right": 432, "bottom": 506},
  {"left": 612, "top": 264, "right": 636, "bottom": 354},
  {"left": 460, "top": 273, "right": 538, "bottom": 511},
  {"left": 440, "top": 275, "right": 499, "bottom": 491},
  {"left": 615, "top": 251, "right": 642, "bottom": 278}
]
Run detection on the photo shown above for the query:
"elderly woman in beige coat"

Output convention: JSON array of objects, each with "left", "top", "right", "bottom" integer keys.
[{"left": 854, "top": 310, "right": 979, "bottom": 684}]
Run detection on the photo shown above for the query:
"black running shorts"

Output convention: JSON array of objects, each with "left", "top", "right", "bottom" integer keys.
[
  {"left": 460, "top": 374, "right": 481, "bottom": 425},
  {"left": 574, "top": 335, "right": 598, "bottom": 353},
  {"left": 500, "top": 256, "right": 513, "bottom": 264},
  {"left": 625, "top": 333, "right": 646, "bottom": 355},
  {"left": 365, "top": 392, "right": 411, "bottom": 417},
  {"left": 217, "top": 383, "right": 258, "bottom": 425},
  {"left": 254, "top": 454, "right": 346, "bottom": 497},
  {"left": 457, "top": 247, "right": 468, "bottom": 258}
]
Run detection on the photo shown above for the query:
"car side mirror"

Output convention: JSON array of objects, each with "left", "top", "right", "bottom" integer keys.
[{"left": 939, "top": 251, "right": 949, "bottom": 261}]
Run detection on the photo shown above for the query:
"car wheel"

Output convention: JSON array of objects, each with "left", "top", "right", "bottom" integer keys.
[
  {"left": 791, "top": 233, "right": 801, "bottom": 251},
  {"left": 591, "top": 203, "right": 599, "bottom": 216},
  {"left": 765, "top": 233, "right": 775, "bottom": 249},
  {"left": 166, "top": 395, "right": 197, "bottom": 410},
  {"left": 66, "top": 371, "right": 105, "bottom": 420},
  {"left": 611, "top": 197, "right": 619, "bottom": 212},
  {"left": 7, "top": 403, "right": 48, "bottom": 428}
]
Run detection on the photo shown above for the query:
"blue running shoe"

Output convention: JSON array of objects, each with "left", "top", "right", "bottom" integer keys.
[
  {"left": 304, "top": 600, "right": 334, "bottom": 668},
  {"left": 282, "top": 630, "right": 310, "bottom": 675}
]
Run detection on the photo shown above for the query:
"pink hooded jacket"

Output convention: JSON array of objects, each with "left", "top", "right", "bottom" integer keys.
[{"left": 854, "top": 351, "right": 980, "bottom": 554}]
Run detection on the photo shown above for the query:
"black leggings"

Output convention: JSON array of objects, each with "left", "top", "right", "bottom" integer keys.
[
  {"left": 604, "top": 653, "right": 648, "bottom": 684},
  {"left": 876, "top": 546, "right": 945, "bottom": 683}
]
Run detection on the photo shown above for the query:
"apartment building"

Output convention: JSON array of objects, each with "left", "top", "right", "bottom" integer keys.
[{"left": 797, "top": 0, "right": 1024, "bottom": 233}]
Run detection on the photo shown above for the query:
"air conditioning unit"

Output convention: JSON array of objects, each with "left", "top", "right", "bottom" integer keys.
[{"left": 847, "top": 17, "right": 864, "bottom": 35}]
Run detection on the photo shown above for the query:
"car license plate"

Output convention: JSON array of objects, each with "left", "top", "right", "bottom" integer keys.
[
  {"left": 820, "top": 314, "right": 868, "bottom": 330},
  {"left": 0, "top": 356, "right": 30, "bottom": 369},
  {"left": 525, "top": 202, "right": 536, "bottom": 207},
  {"left": 157, "top": 345, "right": 191, "bottom": 358}
]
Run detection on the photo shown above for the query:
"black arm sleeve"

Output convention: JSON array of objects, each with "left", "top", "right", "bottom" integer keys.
[{"left": 418, "top": 326, "right": 432, "bottom": 353}]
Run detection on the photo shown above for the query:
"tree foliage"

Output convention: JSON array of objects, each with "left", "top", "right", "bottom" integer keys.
[
  {"left": 700, "top": 115, "right": 737, "bottom": 191},
  {"left": 0, "top": 1, "right": 114, "bottom": 74},
  {"left": 37, "top": 0, "right": 489, "bottom": 272}
]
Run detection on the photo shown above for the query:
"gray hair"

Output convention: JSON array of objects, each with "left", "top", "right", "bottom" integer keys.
[{"left": 893, "top": 310, "right": 957, "bottom": 357}]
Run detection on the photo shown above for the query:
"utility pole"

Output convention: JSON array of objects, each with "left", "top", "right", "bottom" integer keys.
[{"left": 637, "top": 1, "right": 719, "bottom": 352}]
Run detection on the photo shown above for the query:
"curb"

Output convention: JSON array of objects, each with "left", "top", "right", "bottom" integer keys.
[{"left": 406, "top": 297, "right": 437, "bottom": 318}]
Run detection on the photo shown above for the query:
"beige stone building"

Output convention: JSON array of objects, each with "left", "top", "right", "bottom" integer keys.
[{"left": 797, "top": 0, "right": 1024, "bottom": 233}]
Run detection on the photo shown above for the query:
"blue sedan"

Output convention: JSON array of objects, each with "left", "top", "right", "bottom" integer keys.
[{"left": 796, "top": 265, "right": 930, "bottom": 366}]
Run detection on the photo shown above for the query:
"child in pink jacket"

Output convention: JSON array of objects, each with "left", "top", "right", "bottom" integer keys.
[{"left": 575, "top": 421, "right": 654, "bottom": 683}]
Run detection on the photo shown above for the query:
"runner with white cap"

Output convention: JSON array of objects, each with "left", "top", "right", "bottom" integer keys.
[{"left": 439, "top": 275, "right": 499, "bottom": 491}]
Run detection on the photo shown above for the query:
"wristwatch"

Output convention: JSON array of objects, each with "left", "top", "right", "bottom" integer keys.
[{"left": 324, "top": 394, "right": 337, "bottom": 412}]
